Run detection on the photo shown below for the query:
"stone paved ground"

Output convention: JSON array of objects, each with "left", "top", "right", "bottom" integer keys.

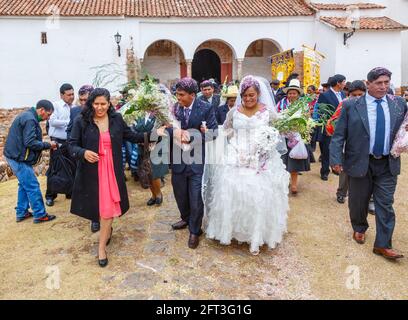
[{"left": 1, "top": 155, "right": 408, "bottom": 300}]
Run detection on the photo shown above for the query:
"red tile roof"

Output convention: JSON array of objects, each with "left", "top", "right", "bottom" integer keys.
[
  {"left": 311, "top": 2, "right": 386, "bottom": 10},
  {"left": 320, "top": 16, "right": 408, "bottom": 30},
  {"left": 0, "top": 0, "right": 315, "bottom": 17}
]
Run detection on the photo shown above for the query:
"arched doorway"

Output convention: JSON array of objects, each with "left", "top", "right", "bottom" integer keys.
[
  {"left": 192, "top": 49, "right": 221, "bottom": 83},
  {"left": 142, "top": 40, "right": 186, "bottom": 87},
  {"left": 242, "top": 39, "right": 281, "bottom": 80}
]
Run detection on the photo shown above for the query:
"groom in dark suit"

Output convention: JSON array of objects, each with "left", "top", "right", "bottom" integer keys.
[
  {"left": 317, "top": 74, "right": 347, "bottom": 181},
  {"left": 167, "top": 78, "right": 218, "bottom": 249},
  {"left": 330, "top": 67, "right": 408, "bottom": 260}
]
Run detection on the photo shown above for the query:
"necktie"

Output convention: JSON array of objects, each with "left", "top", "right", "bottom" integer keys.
[
  {"left": 337, "top": 92, "right": 342, "bottom": 103},
  {"left": 184, "top": 108, "right": 191, "bottom": 125},
  {"left": 372, "top": 99, "right": 385, "bottom": 157}
]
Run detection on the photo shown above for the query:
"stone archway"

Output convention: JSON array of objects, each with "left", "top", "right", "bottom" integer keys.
[
  {"left": 242, "top": 39, "right": 281, "bottom": 80},
  {"left": 193, "top": 40, "right": 234, "bottom": 84},
  {"left": 141, "top": 40, "right": 186, "bottom": 86}
]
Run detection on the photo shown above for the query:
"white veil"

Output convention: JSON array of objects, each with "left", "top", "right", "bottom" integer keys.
[
  {"left": 234, "top": 75, "right": 277, "bottom": 113},
  {"left": 203, "top": 75, "right": 285, "bottom": 221}
]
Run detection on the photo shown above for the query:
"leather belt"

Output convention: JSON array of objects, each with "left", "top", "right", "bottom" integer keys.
[{"left": 369, "top": 154, "right": 389, "bottom": 160}]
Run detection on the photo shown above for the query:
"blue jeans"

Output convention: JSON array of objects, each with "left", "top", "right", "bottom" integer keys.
[{"left": 6, "top": 158, "right": 47, "bottom": 219}]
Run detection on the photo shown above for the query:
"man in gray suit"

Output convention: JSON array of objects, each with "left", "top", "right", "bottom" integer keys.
[{"left": 330, "top": 67, "right": 408, "bottom": 260}]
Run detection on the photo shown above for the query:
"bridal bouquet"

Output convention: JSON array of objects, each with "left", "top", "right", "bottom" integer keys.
[
  {"left": 390, "top": 112, "right": 408, "bottom": 157},
  {"left": 253, "top": 126, "right": 280, "bottom": 172},
  {"left": 273, "top": 95, "right": 333, "bottom": 143},
  {"left": 121, "top": 76, "right": 172, "bottom": 128}
]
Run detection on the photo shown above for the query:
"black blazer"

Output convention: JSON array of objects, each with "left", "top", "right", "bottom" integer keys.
[
  {"left": 66, "top": 106, "right": 82, "bottom": 139},
  {"left": 216, "top": 104, "right": 230, "bottom": 125},
  {"left": 68, "top": 112, "right": 148, "bottom": 221},
  {"left": 330, "top": 95, "right": 407, "bottom": 178},
  {"left": 198, "top": 94, "right": 220, "bottom": 114},
  {"left": 167, "top": 99, "right": 218, "bottom": 175},
  {"left": 317, "top": 89, "right": 346, "bottom": 136}
]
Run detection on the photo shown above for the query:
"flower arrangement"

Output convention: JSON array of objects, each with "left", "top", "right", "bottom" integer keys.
[
  {"left": 232, "top": 125, "right": 280, "bottom": 173},
  {"left": 274, "top": 95, "right": 334, "bottom": 143},
  {"left": 121, "top": 76, "right": 172, "bottom": 128},
  {"left": 391, "top": 112, "right": 408, "bottom": 158},
  {"left": 253, "top": 126, "right": 280, "bottom": 172}
]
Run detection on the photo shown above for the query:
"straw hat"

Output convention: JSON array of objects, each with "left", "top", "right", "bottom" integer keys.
[
  {"left": 283, "top": 79, "right": 304, "bottom": 95},
  {"left": 222, "top": 85, "right": 239, "bottom": 98}
]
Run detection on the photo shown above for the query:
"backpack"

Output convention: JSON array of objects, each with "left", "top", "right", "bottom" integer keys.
[{"left": 46, "top": 144, "right": 76, "bottom": 195}]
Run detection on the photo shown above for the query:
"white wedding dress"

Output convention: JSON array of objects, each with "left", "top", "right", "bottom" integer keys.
[{"left": 203, "top": 105, "right": 290, "bottom": 254}]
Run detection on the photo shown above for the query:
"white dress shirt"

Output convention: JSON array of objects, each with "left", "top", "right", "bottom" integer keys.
[
  {"left": 366, "top": 93, "right": 391, "bottom": 155},
  {"left": 48, "top": 100, "right": 73, "bottom": 140}
]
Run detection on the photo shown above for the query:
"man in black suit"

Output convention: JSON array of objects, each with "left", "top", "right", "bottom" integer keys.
[
  {"left": 270, "top": 79, "right": 280, "bottom": 104},
  {"left": 168, "top": 78, "right": 218, "bottom": 249},
  {"left": 198, "top": 80, "right": 221, "bottom": 115},
  {"left": 317, "top": 74, "right": 347, "bottom": 180},
  {"left": 216, "top": 85, "right": 238, "bottom": 125},
  {"left": 330, "top": 67, "right": 408, "bottom": 260},
  {"left": 66, "top": 85, "right": 94, "bottom": 139}
]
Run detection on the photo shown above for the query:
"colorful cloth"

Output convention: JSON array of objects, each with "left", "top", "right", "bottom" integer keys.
[
  {"left": 277, "top": 97, "right": 290, "bottom": 113},
  {"left": 98, "top": 131, "right": 121, "bottom": 219},
  {"left": 326, "top": 101, "right": 343, "bottom": 136}
]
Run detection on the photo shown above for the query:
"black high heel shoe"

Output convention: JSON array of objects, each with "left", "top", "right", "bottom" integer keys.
[
  {"left": 98, "top": 251, "right": 108, "bottom": 268},
  {"left": 106, "top": 227, "right": 113, "bottom": 246}
]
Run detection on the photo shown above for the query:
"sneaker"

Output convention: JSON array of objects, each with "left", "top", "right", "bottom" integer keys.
[
  {"left": 16, "top": 211, "right": 33, "bottom": 222},
  {"left": 34, "top": 214, "right": 56, "bottom": 224}
]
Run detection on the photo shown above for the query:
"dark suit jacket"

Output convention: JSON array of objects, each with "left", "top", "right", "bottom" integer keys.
[
  {"left": 66, "top": 106, "right": 82, "bottom": 139},
  {"left": 216, "top": 104, "right": 230, "bottom": 125},
  {"left": 198, "top": 94, "right": 220, "bottom": 114},
  {"left": 317, "top": 89, "right": 346, "bottom": 136},
  {"left": 167, "top": 99, "right": 218, "bottom": 175},
  {"left": 330, "top": 95, "right": 407, "bottom": 178}
]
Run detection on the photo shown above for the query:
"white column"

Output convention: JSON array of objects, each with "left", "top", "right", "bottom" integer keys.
[
  {"left": 237, "top": 58, "right": 244, "bottom": 81},
  {"left": 186, "top": 59, "right": 193, "bottom": 78}
]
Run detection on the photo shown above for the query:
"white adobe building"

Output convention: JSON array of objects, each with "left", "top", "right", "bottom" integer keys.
[{"left": 0, "top": 0, "right": 406, "bottom": 108}]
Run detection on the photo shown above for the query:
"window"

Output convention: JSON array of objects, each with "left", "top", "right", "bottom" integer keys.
[{"left": 41, "top": 32, "right": 47, "bottom": 44}]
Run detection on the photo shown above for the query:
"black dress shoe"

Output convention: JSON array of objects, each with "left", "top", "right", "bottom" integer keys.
[
  {"left": 147, "top": 198, "right": 156, "bottom": 206},
  {"left": 106, "top": 227, "right": 113, "bottom": 246},
  {"left": 98, "top": 251, "right": 108, "bottom": 268},
  {"left": 188, "top": 234, "right": 199, "bottom": 249},
  {"left": 45, "top": 199, "right": 54, "bottom": 207},
  {"left": 91, "top": 221, "right": 100, "bottom": 233},
  {"left": 321, "top": 175, "right": 328, "bottom": 181},
  {"left": 337, "top": 195, "right": 345, "bottom": 204},
  {"left": 155, "top": 196, "right": 163, "bottom": 206},
  {"left": 172, "top": 220, "right": 188, "bottom": 230}
]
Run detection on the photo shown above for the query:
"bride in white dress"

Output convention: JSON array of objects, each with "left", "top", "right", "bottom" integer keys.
[{"left": 203, "top": 75, "right": 290, "bottom": 255}]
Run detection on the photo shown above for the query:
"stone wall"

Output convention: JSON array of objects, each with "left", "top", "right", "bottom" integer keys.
[{"left": 0, "top": 108, "right": 50, "bottom": 182}]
